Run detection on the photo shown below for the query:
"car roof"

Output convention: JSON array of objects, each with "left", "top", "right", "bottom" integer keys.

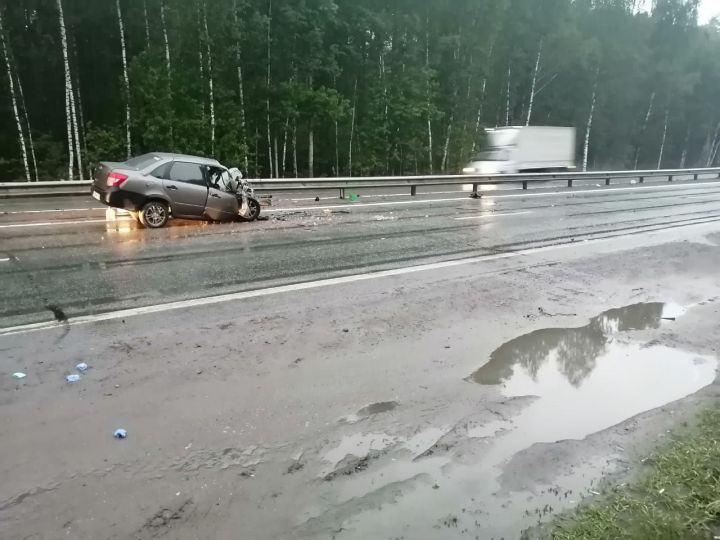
[{"left": 153, "top": 152, "right": 222, "bottom": 167}]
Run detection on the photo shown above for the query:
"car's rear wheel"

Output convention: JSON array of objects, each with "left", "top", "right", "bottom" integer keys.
[
  {"left": 238, "top": 199, "right": 261, "bottom": 222},
  {"left": 139, "top": 200, "right": 169, "bottom": 228}
]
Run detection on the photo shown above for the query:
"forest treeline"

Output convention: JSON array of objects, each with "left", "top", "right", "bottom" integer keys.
[{"left": 0, "top": 0, "right": 719, "bottom": 181}]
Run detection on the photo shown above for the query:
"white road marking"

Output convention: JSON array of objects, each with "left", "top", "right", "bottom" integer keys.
[
  {"left": 0, "top": 258, "right": 10, "bottom": 262},
  {"left": 2, "top": 217, "right": 718, "bottom": 338},
  {"left": 455, "top": 211, "right": 532, "bottom": 221},
  {"left": 0, "top": 219, "right": 107, "bottom": 229}
]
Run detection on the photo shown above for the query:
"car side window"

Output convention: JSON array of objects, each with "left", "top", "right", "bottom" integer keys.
[
  {"left": 168, "top": 162, "right": 206, "bottom": 187},
  {"left": 150, "top": 162, "right": 171, "bottom": 179}
]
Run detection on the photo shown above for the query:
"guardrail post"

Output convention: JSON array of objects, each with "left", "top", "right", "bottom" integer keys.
[
  {"left": 605, "top": 176, "right": 611, "bottom": 186},
  {"left": 694, "top": 173, "right": 698, "bottom": 180},
  {"left": 639, "top": 176, "right": 644, "bottom": 184},
  {"left": 339, "top": 188, "right": 345, "bottom": 199},
  {"left": 411, "top": 185, "right": 417, "bottom": 197},
  {"left": 668, "top": 175, "right": 673, "bottom": 182},
  {"left": 522, "top": 181, "right": 528, "bottom": 190},
  {"left": 567, "top": 179, "right": 573, "bottom": 188},
  {"left": 472, "top": 183, "right": 479, "bottom": 197}
]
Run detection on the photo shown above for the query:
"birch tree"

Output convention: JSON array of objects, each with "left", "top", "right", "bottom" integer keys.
[
  {"left": 633, "top": 91, "right": 655, "bottom": 169},
  {"left": 143, "top": 0, "right": 151, "bottom": 49},
  {"left": 656, "top": 109, "right": 669, "bottom": 169},
  {"left": 525, "top": 39, "right": 543, "bottom": 126},
  {"left": 233, "top": 0, "right": 249, "bottom": 174},
  {"left": 160, "top": 0, "right": 173, "bottom": 145},
  {"left": 116, "top": 0, "right": 132, "bottom": 159},
  {"left": 0, "top": 8, "right": 30, "bottom": 182},
  {"left": 582, "top": 72, "right": 599, "bottom": 172},
  {"left": 202, "top": 1, "right": 215, "bottom": 155},
  {"left": 505, "top": 63, "right": 511, "bottom": 126},
  {"left": 15, "top": 69, "right": 38, "bottom": 181},
  {"left": 56, "top": 0, "right": 75, "bottom": 180},
  {"left": 266, "top": 0, "right": 273, "bottom": 177}
]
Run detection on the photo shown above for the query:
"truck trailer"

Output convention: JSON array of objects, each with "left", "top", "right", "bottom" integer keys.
[{"left": 462, "top": 126, "right": 576, "bottom": 175}]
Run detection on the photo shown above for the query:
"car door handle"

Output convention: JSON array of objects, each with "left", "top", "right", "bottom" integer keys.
[
  {"left": 166, "top": 185, "right": 178, "bottom": 190},
  {"left": 210, "top": 193, "right": 221, "bottom": 198}
]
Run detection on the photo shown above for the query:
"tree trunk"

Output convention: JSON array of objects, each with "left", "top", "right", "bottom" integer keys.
[
  {"left": 292, "top": 118, "right": 298, "bottom": 178},
  {"left": 69, "top": 76, "right": 83, "bottom": 179},
  {"left": 15, "top": 67, "right": 38, "bottom": 181},
  {"left": 143, "top": 0, "right": 150, "bottom": 49},
  {"left": 526, "top": 39, "right": 543, "bottom": 126},
  {"left": 281, "top": 115, "right": 289, "bottom": 178},
  {"left": 505, "top": 63, "right": 511, "bottom": 126},
  {"left": 441, "top": 113, "right": 454, "bottom": 172},
  {"left": 266, "top": 0, "right": 273, "bottom": 177},
  {"left": 57, "top": 0, "right": 75, "bottom": 180},
  {"left": 308, "top": 121, "right": 314, "bottom": 178},
  {"left": 116, "top": 0, "right": 132, "bottom": 159},
  {"left": 160, "top": 0, "right": 173, "bottom": 145},
  {"left": 657, "top": 109, "right": 668, "bottom": 169},
  {"left": 582, "top": 75, "right": 598, "bottom": 172},
  {"left": 471, "top": 78, "right": 487, "bottom": 155},
  {"left": 0, "top": 10, "right": 30, "bottom": 182},
  {"left": 380, "top": 50, "right": 390, "bottom": 173},
  {"left": 425, "top": 20, "right": 433, "bottom": 173},
  {"left": 634, "top": 91, "right": 655, "bottom": 169},
  {"left": 679, "top": 128, "right": 689, "bottom": 168},
  {"left": 273, "top": 135, "right": 279, "bottom": 179},
  {"left": 706, "top": 121, "right": 720, "bottom": 167},
  {"left": 348, "top": 78, "right": 357, "bottom": 176},
  {"left": 202, "top": 2, "right": 215, "bottom": 155},
  {"left": 233, "top": 0, "right": 249, "bottom": 174}
]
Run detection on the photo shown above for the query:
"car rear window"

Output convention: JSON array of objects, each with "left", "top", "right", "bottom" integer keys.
[{"left": 125, "top": 154, "right": 163, "bottom": 170}]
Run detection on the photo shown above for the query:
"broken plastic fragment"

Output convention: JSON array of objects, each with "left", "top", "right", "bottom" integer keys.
[
  {"left": 66, "top": 374, "right": 81, "bottom": 383},
  {"left": 12, "top": 372, "right": 26, "bottom": 379},
  {"left": 76, "top": 362, "right": 88, "bottom": 372},
  {"left": 114, "top": 429, "right": 128, "bottom": 439}
]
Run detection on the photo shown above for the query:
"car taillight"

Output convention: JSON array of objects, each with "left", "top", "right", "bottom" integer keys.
[{"left": 107, "top": 172, "right": 128, "bottom": 187}]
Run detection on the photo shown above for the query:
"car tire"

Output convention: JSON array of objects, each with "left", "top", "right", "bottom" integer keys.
[
  {"left": 238, "top": 199, "right": 261, "bottom": 222},
  {"left": 139, "top": 200, "right": 169, "bottom": 228}
]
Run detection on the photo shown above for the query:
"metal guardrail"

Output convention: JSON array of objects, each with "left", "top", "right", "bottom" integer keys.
[{"left": 2, "top": 167, "right": 720, "bottom": 199}]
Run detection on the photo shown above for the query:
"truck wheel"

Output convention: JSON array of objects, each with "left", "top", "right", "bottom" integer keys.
[
  {"left": 239, "top": 199, "right": 261, "bottom": 222},
  {"left": 139, "top": 200, "right": 169, "bottom": 228}
]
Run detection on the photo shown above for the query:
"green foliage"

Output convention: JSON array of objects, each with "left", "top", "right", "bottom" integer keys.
[
  {"left": 551, "top": 408, "right": 720, "bottom": 539},
  {"left": 1, "top": 0, "right": 720, "bottom": 180}
]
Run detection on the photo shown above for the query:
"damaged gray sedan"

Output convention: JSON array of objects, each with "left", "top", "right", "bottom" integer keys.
[{"left": 91, "top": 152, "right": 262, "bottom": 228}]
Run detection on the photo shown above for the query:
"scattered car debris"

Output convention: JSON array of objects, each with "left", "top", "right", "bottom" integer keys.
[
  {"left": 66, "top": 374, "right": 81, "bottom": 383},
  {"left": 114, "top": 429, "right": 128, "bottom": 439},
  {"left": 76, "top": 362, "right": 89, "bottom": 372},
  {"left": 12, "top": 372, "right": 26, "bottom": 379}
]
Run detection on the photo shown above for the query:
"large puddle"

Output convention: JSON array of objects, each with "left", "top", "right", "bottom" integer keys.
[
  {"left": 303, "top": 303, "right": 718, "bottom": 539},
  {"left": 467, "top": 302, "right": 715, "bottom": 445}
]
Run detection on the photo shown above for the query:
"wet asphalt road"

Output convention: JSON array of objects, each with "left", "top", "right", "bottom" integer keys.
[
  {"left": 2, "top": 176, "right": 720, "bottom": 539},
  {"left": 2, "top": 178, "right": 720, "bottom": 329}
]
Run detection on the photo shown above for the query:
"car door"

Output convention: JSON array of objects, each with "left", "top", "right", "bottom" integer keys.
[
  {"left": 205, "top": 168, "right": 239, "bottom": 221},
  {"left": 163, "top": 161, "right": 208, "bottom": 217}
]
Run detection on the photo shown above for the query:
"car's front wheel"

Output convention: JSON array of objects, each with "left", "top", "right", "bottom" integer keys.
[
  {"left": 139, "top": 200, "right": 169, "bottom": 228},
  {"left": 238, "top": 199, "right": 261, "bottom": 222}
]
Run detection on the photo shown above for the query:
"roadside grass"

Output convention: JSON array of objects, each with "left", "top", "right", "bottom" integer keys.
[{"left": 551, "top": 408, "right": 720, "bottom": 540}]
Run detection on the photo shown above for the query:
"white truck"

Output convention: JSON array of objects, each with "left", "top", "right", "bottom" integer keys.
[{"left": 462, "top": 126, "right": 576, "bottom": 175}]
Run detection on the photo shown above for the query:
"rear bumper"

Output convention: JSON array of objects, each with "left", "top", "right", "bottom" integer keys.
[{"left": 91, "top": 186, "right": 146, "bottom": 211}]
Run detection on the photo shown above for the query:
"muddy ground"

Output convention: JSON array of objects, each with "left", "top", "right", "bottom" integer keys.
[{"left": 1, "top": 219, "right": 720, "bottom": 539}]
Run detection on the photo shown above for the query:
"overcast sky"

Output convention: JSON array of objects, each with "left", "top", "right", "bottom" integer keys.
[{"left": 698, "top": 0, "right": 720, "bottom": 22}]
